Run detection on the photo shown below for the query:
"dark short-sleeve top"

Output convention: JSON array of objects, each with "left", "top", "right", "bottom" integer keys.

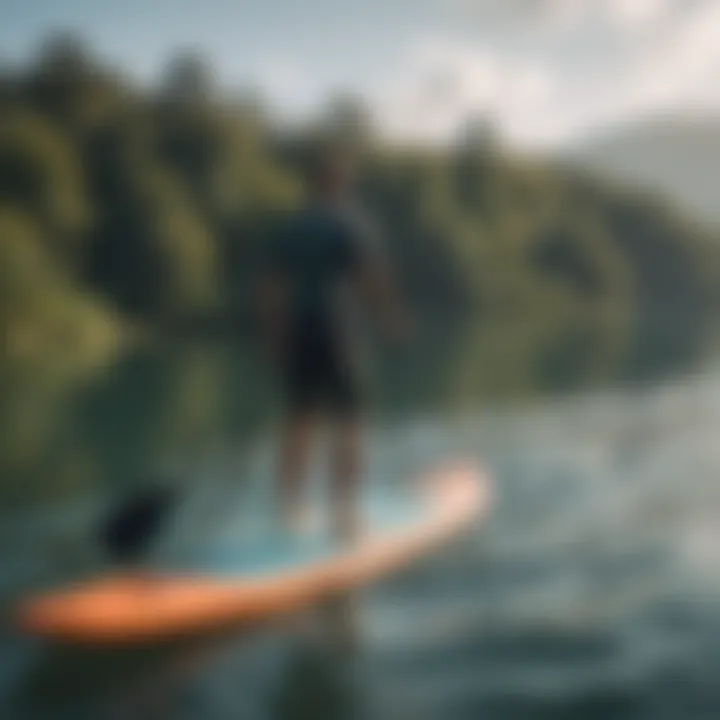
[{"left": 268, "top": 200, "right": 382, "bottom": 349}]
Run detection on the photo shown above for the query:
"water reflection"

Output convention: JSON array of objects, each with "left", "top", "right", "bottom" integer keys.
[
  {"left": 12, "top": 594, "right": 361, "bottom": 720},
  {"left": 0, "top": 314, "right": 709, "bottom": 515},
  {"left": 2, "top": 318, "right": 720, "bottom": 718}
]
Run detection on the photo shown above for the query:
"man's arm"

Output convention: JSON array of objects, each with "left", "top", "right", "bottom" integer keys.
[{"left": 354, "top": 219, "right": 410, "bottom": 342}]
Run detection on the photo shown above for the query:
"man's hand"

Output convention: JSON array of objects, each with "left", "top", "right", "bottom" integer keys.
[{"left": 384, "top": 305, "right": 413, "bottom": 346}]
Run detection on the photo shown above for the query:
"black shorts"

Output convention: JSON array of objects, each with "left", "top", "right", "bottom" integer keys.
[{"left": 282, "top": 330, "right": 362, "bottom": 415}]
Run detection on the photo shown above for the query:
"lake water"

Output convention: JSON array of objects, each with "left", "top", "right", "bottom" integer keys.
[{"left": 2, "top": 322, "right": 720, "bottom": 719}]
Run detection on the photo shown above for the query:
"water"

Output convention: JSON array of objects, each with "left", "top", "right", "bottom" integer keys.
[{"left": 2, "top": 324, "right": 720, "bottom": 719}]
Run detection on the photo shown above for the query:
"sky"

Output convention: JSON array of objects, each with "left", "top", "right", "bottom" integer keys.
[{"left": 2, "top": 0, "right": 720, "bottom": 148}]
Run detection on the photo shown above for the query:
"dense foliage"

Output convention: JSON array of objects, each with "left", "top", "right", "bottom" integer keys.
[
  {"left": 3, "top": 37, "right": 720, "bottom": 509},
  {"left": 1, "top": 36, "right": 719, "bottom": 365}
]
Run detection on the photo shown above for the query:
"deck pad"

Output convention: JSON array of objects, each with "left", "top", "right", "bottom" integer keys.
[
  {"left": 17, "top": 461, "right": 490, "bottom": 645},
  {"left": 172, "top": 479, "right": 427, "bottom": 577}
]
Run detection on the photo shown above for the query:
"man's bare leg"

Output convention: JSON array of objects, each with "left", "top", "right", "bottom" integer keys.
[
  {"left": 329, "top": 414, "right": 364, "bottom": 543},
  {"left": 279, "top": 409, "right": 318, "bottom": 533}
]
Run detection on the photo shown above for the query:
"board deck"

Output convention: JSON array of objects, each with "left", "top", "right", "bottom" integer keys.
[{"left": 17, "top": 461, "right": 490, "bottom": 644}]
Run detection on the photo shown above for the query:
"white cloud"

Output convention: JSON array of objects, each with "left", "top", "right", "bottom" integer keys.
[
  {"left": 376, "top": 38, "right": 556, "bottom": 143},
  {"left": 376, "top": 0, "right": 720, "bottom": 148},
  {"left": 604, "top": 0, "right": 671, "bottom": 29},
  {"left": 542, "top": 0, "right": 591, "bottom": 29},
  {"left": 256, "top": 61, "right": 314, "bottom": 106},
  {"left": 486, "top": 0, "right": 676, "bottom": 33},
  {"left": 591, "top": 2, "right": 720, "bottom": 117},
  {"left": 244, "top": 0, "right": 720, "bottom": 149}
]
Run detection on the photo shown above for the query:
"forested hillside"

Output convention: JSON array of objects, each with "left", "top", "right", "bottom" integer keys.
[{"left": 1, "top": 37, "right": 718, "bottom": 366}]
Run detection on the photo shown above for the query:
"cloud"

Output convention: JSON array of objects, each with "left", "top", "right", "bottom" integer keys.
[
  {"left": 256, "top": 62, "right": 310, "bottom": 102},
  {"left": 443, "top": 0, "right": 675, "bottom": 31},
  {"left": 589, "top": 1, "right": 720, "bottom": 117},
  {"left": 376, "top": 38, "right": 556, "bottom": 143},
  {"left": 535, "top": 2, "right": 720, "bottom": 141},
  {"left": 252, "top": 60, "right": 323, "bottom": 118},
  {"left": 604, "top": 0, "right": 672, "bottom": 29},
  {"left": 243, "top": 0, "right": 720, "bottom": 149},
  {"left": 377, "top": 0, "right": 720, "bottom": 148}
]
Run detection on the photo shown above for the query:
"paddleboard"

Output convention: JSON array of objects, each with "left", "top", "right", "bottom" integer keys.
[{"left": 17, "top": 460, "right": 490, "bottom": 644}]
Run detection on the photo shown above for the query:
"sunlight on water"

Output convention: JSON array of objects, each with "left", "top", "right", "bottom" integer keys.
[{"left": 4, "top": 362, "right": 720, "bottom": 718}]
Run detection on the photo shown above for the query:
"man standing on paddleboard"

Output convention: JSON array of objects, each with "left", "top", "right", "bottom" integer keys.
[{"left": 258, "top": 142, "right": 408, "bottom": 541}]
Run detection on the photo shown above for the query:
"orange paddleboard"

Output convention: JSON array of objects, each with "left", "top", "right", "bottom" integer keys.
[{"left": 17, "top": 461, "right": 490, "bottom": 645}]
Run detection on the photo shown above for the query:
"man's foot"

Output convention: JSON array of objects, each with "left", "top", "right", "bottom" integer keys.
[
  {"left": 332, "top": 506, "right": 365, "bottom": 545},
  {"left": 283, "top": 503, "right": 321, "bottom": 538}
]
